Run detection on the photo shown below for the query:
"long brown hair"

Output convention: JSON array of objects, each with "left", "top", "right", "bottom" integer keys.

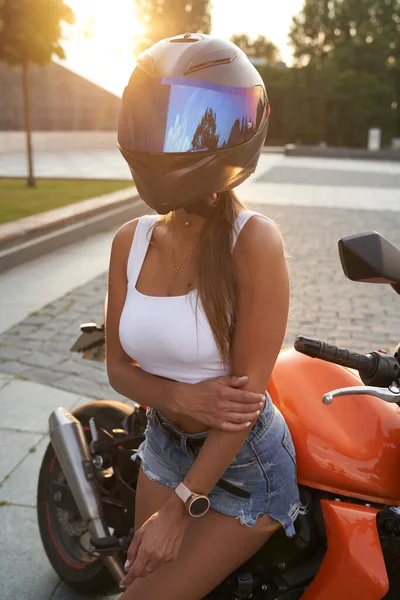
[
  {"left": 194, "top": 189, "right": 245, "bottom": 365},
  {"left": 153, "top": 190, "right": 246, "bottom": 366}
]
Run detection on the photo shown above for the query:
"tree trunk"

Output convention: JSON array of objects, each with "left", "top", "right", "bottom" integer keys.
[{"left": 22, "top": 61, "right": 35, "bottom": 188}]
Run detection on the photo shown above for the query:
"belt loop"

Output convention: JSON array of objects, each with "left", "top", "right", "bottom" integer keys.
[{"left": 182, "top": 437, "right": 189, "bottom": 455}]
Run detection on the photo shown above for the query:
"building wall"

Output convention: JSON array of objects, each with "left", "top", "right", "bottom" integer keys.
[
  {"left": 0, "top": 62, "right": 121, "bottom": 131},
  {"left": 0, "top": 131, "right": 119, "bottom": 154}
]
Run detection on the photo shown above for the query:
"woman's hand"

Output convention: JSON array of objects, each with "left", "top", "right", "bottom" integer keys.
[
  {"left": 119, "top": 497, "right": 190, "bottom": 588},
  {"left": 173, "top": 375, "right": 266, "bottom": 432}
]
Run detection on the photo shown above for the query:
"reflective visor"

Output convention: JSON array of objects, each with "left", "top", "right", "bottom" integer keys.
[{"left": 119, "top": 76, "right": 267, "bottom": 153}]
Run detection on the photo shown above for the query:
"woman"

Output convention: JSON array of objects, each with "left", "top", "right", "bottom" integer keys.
[{"left": 106, "top": 33, "right": 302, "bottom": 599}]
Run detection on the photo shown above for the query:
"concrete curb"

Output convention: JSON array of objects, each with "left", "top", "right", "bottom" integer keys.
[
  {"left": 0, "top": 188, "right": 147, "bottom": 273},
  {"left": 0, "top": 186, "right": 138, "bottom": 247},
  {"left": 284, "top": 144, "right": 400, "bottom": 162},
  {"left": 262, "top": 146, "right": 284, "bottom": 154}
]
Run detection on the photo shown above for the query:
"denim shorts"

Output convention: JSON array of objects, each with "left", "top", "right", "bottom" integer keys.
[{"left": 133, "top": 392, "right": 303, "bottom": 538}]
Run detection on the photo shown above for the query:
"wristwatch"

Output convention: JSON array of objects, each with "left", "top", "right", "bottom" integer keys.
[{"left": 175, "top": 482, "right": 210, "bottom": 517}]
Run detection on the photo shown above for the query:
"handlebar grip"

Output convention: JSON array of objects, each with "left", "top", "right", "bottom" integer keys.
[
  {"left": 294, "top": 336, "right": 378, "bottom": 378},
  {"left": 90, "top": 535, "right": 130, "bottom": 552},
  {"left": 80, "top": 322, "right": 104, "bottom": 333}
]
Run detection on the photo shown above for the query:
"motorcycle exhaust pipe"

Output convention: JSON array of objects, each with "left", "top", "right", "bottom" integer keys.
[{"left": 49, "top": 407, "right": 125, "bottom": 584}]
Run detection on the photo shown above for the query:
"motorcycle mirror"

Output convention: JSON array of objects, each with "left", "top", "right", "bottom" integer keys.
[{"left": 338, "top": 231, "right": 400, "bottom": 293}]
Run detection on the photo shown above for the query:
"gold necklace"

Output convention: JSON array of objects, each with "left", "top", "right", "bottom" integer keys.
[{"left": 169, "top": 218, "right": 197, "bottom": 278}]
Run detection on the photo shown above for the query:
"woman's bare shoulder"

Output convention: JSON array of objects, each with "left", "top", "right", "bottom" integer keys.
[
  {"left": 110, "top": 218, "right": 142, "bottom": 269},
  {"left": 234, "top": 214, "right": 288, "bottom": 301},
  {"left": 111, "top": 217, "right": 140, "bottom": 252},
  {"left": 235, "top": 213, "right": 284, "bottom": 259}
]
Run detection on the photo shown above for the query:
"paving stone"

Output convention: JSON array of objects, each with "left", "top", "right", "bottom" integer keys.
[
  {"left": 24, "top": 328, "right": 60, "bottom": 341},
  {"left": 0, "top": 361, "right": 31, "bottom": 375},
  {"left": 54, "top": 363, "right": 110, "bottom": 386},
  {"left": 30, "top": 325, "right": 68, "bottom": 343},
  {"left": 258, "top": 165, "right": 400, "bottom": 188},
  {"left": 80, "top": 359, "right": 107, "bottom": 372},
  {"left": 0, "top": 434, "right": 48, "bottom": 505},
  {"left": 0, "top": 505, "right": 59, "bottom": 600},
  {"left": 0, "top": 334, "right": 22, "bottom": 345},
  {"left": 0, "top": 346, "right": 34, "bottom": 361},
  {"left": 52, "top": 581, "right": 120, "bottom": 600},
  {"left": 54, "top": 375, "right": 112, "bottom": 400},
  {"left": 52, "top": 333, "right": 82, "bottom": 346},
  {"left": 53, "top": 359, "right": 106, "bottom": 379},
  {"left": 19, "top": 352, "right": 68, "bottom": 369},
  {"left": 0, "top": 379, "right": 83, "bottom": 433},
  {"left": 21, "top": 366, "right": 67, "bottom": 386},
  {"left": 0, "top": 373, "right": 13, "bottom": 392},
  {"left": 23, "top": 314, "right": 53, "bottom": 326},
  {"left": 77, "top": 369, "right": 110, "bottom": 386},
  {"left": 6, "top": 323, "right": 39, "bottom": 336},
  {"left": 20, "top": 341, "right": 65, "bottom": 355},
  {"left": 0, "top": 429, "right": 43, "bottom": 481}
]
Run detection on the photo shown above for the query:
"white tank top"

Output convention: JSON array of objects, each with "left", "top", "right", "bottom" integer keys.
[{"left": 119, "top": 210, "right": 270, "bottom": 384}]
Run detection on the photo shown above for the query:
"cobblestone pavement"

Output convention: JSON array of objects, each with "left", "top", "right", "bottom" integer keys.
[
  {"left": 1, "top": 152, "right": 400, "bottom": 600},
  {"left": 0, "top": 201, "right": 398, "bottom": 400}
]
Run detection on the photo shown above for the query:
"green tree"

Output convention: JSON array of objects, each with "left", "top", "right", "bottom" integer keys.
[
  {"left": 231, "top": 33, "right": 280, "bottom": 63},
  {"left": 289, "top": 0, "right": 337, "bottom": 67},
  {"left": 133, "top": 0, "right": 211, "bottom": 55},
  {"left": 191, "top": 107, "right": 220, "bottom": 150},
  {"left": 0, "top": 0, "right": 74, "bottom": 187},
  {"left": 258, "top": 62, "right": 333, "bottom": 146},
  {"left": 332, "top": 69, "right": 396, "bottom": 146},
  {"left": 289, "top": 0, "right": 400, "bottom": 144},
  {"left": 333, "top": 0, "right": 400, "bottom": 137}
]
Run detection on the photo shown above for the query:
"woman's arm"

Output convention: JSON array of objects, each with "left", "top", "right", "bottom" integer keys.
[
  {"left": 105, "top": 220, "right": 266, "bottom": 430},
  {"left": 165, "top": 215, "right": 290, "bottom": 505},
  {"left": 105, "top": 220, "right": 176, "bottom": 410}
]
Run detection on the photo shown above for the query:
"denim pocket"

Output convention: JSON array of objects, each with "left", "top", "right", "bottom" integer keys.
[
  {"left": 247, "top": 403, "right": 275, "bottom": 445},
  {"left": 227, "top": 441, "right": 261, "bottom": 470},
  {"left": 281, "top": 426, "right": 296, "bottom": 466},
  {"left": 227, "top": 455, "right": 260, "bottom": 470}
]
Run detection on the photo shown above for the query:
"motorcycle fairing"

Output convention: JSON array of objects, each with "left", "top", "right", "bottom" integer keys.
[
  {"left": 301, "top": 500, "right": 388, "bottom": 599},
  {"left": 268, "top": 348, "right": 400, "bottom": 506}
]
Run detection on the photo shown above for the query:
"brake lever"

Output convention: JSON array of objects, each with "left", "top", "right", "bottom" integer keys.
[{"left": 323, "top": 384, "right": 400, "bottom": 405}]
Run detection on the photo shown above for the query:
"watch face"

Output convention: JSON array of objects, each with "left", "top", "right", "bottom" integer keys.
[{"left": 189, "top": 496, "right": 210, "bottom": 517}]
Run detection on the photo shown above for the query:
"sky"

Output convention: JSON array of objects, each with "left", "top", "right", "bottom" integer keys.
[{"left": 60, "top": 0, "right": 304, "bottom": 97}]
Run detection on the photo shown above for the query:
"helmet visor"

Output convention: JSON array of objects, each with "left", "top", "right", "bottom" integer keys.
[{"left": 118, "top": 76, "right": 267, "bottom": 154}]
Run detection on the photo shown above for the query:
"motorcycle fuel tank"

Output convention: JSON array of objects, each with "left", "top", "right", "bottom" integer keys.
[{"left": 268, "top": 348, "right": 400, "bottom": 505}]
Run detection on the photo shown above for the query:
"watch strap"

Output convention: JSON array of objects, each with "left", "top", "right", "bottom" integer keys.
[{"left": 175, "top": 481, "right": 192, "bottom": 503}]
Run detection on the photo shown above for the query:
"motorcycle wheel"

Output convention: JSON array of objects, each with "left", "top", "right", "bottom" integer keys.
[{"left": 37, "top": 400, "right": 139, "bottom": 594}]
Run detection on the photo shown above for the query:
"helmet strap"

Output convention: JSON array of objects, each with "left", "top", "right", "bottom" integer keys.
[{"left": 184, "top": 193, "right": 218, "bottom": 219}]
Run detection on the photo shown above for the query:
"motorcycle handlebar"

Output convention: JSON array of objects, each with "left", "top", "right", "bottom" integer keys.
[
  {"left": 293, "top": 335, "right": 400, "bottom": 388},
  {"left": 294, "top": 336, "right": 378, "bottom": 377}
]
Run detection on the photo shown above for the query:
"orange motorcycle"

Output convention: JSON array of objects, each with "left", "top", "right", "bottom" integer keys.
[{"left": 37, "top": 231, "right": 400, "bottom": 599}]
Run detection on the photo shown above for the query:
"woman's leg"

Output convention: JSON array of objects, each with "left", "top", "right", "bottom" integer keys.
[
  {"left": 134, "top": 466, "right": 175, "bottom": 532},
  {"left": 121, "top": 472, "right": 280, "bottom": 600}
]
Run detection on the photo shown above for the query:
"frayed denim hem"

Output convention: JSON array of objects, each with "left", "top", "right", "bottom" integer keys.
[
  {"left": 131, "top": 447, "right": 179, "bottom": 489},
  {"left": 267, "top": 500, "right": 308, "bottom": 538},
  {"left": 213, "top": 500, "right": 308, "bottom": 538},
  {"left": 209, "top": 502, "right": 289, "bottom": 536}
]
